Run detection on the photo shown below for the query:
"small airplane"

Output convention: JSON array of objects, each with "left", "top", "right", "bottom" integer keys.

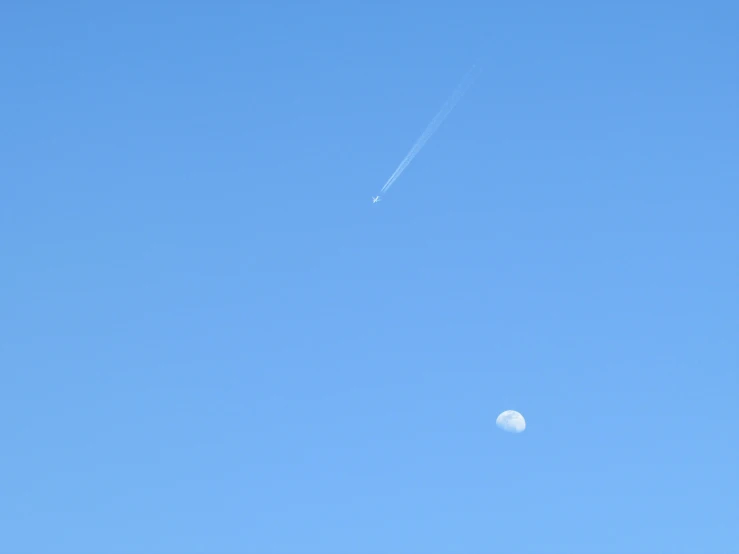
[{"left": 372, "top": 196, "right": 381, "bottom": 203}]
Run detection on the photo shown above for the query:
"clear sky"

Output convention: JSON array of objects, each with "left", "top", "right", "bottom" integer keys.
[{"left": 2, "top": 1, "right": 737, "bottom": 553}]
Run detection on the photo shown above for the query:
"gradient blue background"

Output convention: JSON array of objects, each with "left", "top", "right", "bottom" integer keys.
[{"left": 2, "top": 1, "right": 737, "bottom": 553}]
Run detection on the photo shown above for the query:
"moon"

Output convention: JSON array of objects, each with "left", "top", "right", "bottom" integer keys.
[{"left": 496, "top": 410, "right": 526, "bottom": 433}]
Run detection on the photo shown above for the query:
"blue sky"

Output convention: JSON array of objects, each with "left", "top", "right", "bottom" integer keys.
[{"left": 1, "top": 1, "right": 737, "bottom": 552}]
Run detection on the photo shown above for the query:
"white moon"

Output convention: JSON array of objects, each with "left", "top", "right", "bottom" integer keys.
[{"left": 496, "top": 410, "right": 526, "bottom": 433}]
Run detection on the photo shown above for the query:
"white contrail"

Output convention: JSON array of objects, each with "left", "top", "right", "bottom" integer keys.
[
  {"left": 379, "top": 64, "right": 480, "bottom": 195},
  {"left": 379, "top": 67, "right": 478, "bottom": 194}
]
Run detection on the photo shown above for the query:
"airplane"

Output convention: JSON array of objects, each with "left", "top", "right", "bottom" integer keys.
[{"left": 372, "top": 196, "right": 381, "bottom": 203}]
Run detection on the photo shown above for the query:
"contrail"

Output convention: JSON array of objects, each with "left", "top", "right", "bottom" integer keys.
[{"left": 379, "top": 64, "right": 480, "bottom": 196}]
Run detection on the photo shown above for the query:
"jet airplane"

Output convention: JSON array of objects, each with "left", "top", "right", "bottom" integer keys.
[{"left": 372, "top": 196, "right": 381, "bottom": 203}]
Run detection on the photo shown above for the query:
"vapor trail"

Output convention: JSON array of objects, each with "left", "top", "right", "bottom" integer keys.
[{"left": 379, "top": 64, "right": 480, "bottom": 195}]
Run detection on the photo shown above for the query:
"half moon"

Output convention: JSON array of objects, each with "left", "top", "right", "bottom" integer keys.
[{"left": 496, "top": 410, "right": 526, "bottom": 433}]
